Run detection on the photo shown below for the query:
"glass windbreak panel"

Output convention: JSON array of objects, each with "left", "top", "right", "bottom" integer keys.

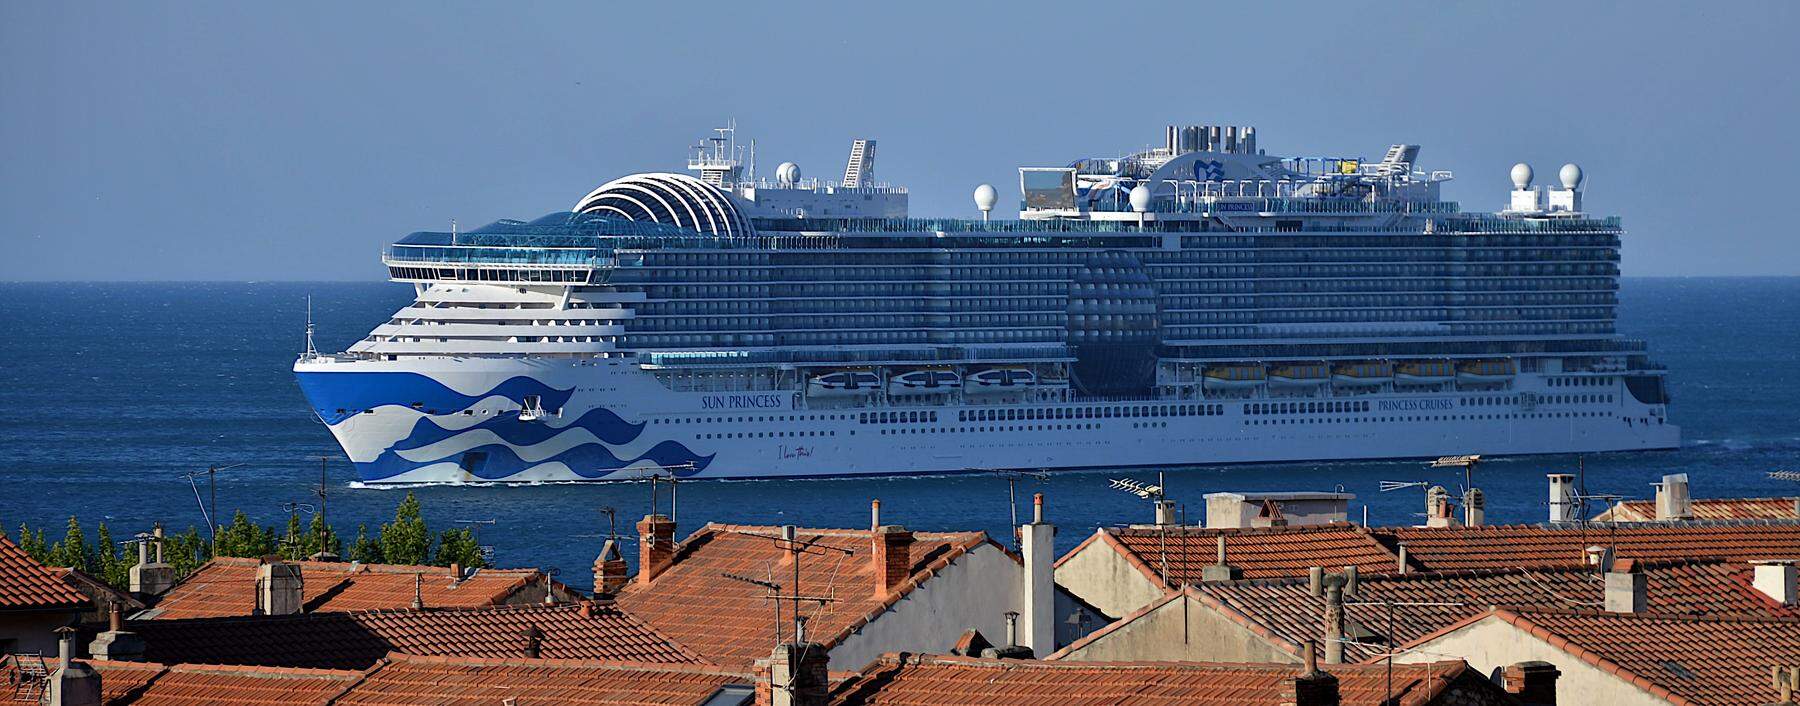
[{"left": 1021, "top": 168, "right": 1077, "bottom": 210}]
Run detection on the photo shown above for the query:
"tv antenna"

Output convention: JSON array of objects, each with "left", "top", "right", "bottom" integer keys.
[
  {"left": 1769, "top": 470, "right": 1800, "bottom": 482},
  {"left": 990, "top": 469, "right": 1049, "bottom": 545},
  {"left": 180, "top": 461, "right": 251, "bottom": 553},
  {"left": 643, "top": 463, "right": 699, "bottom": 522},
  {"left": 721, "top": 525, "right": 851, "bottom": 648},
  {"left": 599, "top": 506, "right": 619, "bottom": 542},
  {"left": 1108, "top": 473, "right": 1166, "bottom": 501},
  {"left": 454, "top": 519, "right": 498, "bottom": 563}
]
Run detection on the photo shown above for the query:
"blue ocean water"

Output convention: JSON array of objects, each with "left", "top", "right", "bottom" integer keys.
[{"left": 2, "top": 279, "right": 1797, "bottom": 589}]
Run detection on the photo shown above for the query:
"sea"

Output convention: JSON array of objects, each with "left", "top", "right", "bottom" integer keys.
[{"left": 2, "top": 279, "right": 1797, "bottom": 590}]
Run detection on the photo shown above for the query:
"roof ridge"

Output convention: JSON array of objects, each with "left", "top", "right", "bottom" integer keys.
[
  {"left": 160, "top": 662, "right": 362, "bottom": 678},
  {"left": 380, "top": 651, "right": 748, "bottom": 675},
  {"left": 1487, "top": 608, "right": 1700, "bottom": 706},
  {"left": 820, "top": 534, "right": 994, "bottom": 650}
]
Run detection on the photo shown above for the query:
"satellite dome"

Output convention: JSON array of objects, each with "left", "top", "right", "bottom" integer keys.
[
  {"left": 776, "top": 162, "right": 801, "bottom": 186},
  {"left": 1510, "top": 163, "right": 1534, "bottom": 189},
  {"left": 1559, "top": 163, "right": 1584, "bottom": 189},
  {"left": 973, "top": 184, "right": 998, "bottom": 212},
  {"left": 1129, "top": 184, "right": 1152, "bottom": 213}
]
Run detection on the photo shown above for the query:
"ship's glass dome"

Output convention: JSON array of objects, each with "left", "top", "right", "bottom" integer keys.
[{"left": 572, "top": 172, "right": 753, "bottom": 237}]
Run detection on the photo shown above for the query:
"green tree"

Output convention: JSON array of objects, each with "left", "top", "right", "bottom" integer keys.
[
  {"left": 432, "top": 528, "right": 487, "bottom": 569},
  {"left": 215, "top": 511, "right": 277, "bottom": 558},
  {"left": 94, "top": 522, "right": 129, "bottom": 588},
  {"left": 20, "top": 524, "right": 50, "bottom": 562},
  {"left": 279, "top": 512, "right": 306, "bottom": 561},
  {"left": 348, "top": 524, "right": 382, "bottom": 564},
  {"left": 164, "top": 526, "right": 211, "bottom": 578},
  {"left": 377, "top": 493, "right": 431, "bottom": 565},
  {"left": 46, "top": 516, "right": 94, "bottom": 572},
  {"left": 307, "top": 513, "right": 342, "bottom": 559}
]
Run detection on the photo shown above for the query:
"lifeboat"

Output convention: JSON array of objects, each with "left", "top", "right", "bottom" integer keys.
[
  {"left": 1332, "top": 362, "right": 1393, "bottom": 388},
  {"left": 1457, "top": 359, "right": 1515, "bottom": 384},
  {"left": 1203, "top": 365, "right": 1266, "bottom": 391},
  {"left": 1268, "top": 363, "right": 1329, "bottom": 388},
  {"left": 807, "top": 369, "right": 881, "bottom": 397},
  {"left": 1394, "top": 361, "right": 1456, "bottom": 385},
  {"left": 967, "top": 368, "right": 1035, "bottom": 393},
  {"left": 1037, "top": 375, "right": 1071, "bottom": 391},
  {"left": 888, "top": 369, "right": 961, "bottom": 396}
]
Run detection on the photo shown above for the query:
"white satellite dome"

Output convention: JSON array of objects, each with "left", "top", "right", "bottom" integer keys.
[
  {"left": 1559, "top": 163, "right": 1584, "bottom": 189},
  {"left": 1129, "top": 184, "right": 1152, "bottom": 213},
  {"left": 1510, "top": 163, "right": 1534, "bottom": 189},
  {"left": 776, "top": 162, "right": 802, "bottom": 186},
  {"left": 973, "top": 184, "right": 998, "bottom": 212}
]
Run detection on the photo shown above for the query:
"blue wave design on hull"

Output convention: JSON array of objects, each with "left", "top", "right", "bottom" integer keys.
[
  {"left": 388, "top": 406, "right": 645, "bottom": 453},
  {"left": 357, "top": 439, "right": 714, "bottom": 481},
  {"left": 296, "top": 371, "right": 575, "bottom": 424}
]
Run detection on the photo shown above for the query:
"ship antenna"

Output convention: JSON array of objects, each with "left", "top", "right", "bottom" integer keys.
[{"left": 304, "top": 296, "right": 319, "bottom": 359}]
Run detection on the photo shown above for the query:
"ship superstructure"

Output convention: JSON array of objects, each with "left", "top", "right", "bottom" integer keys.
[{"left": 296, "top": 124, "right": 1676, "bottom": 483}]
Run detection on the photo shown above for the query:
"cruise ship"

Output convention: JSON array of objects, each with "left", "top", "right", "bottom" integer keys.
[{"left": 295, "top": 124, "right": 1678, "bottom": 484}]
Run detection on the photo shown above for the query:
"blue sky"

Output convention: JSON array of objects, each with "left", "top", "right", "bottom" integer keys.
[{"left": 2, "top": 1, "right": 1796, "bottom": 280}]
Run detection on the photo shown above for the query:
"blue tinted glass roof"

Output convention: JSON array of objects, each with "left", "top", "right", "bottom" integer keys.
[{"left": 395, "top": 212, "right": 706, "bottom": 247}]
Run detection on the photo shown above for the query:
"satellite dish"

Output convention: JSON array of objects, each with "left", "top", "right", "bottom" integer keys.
[
  {"left": 776, "top": 162, "right": 801, "bottom": 186},
  {"left": 1129, "top": 184, "right": 1152, "bottom": 213},
  {"left": 973, "top": 184, "right": 998, "bottom": 222},
  {"left": 1510, "top": 163, "right": 1534, "bottom": 189},
  {"left": 1559, "top": 163, "right": 1583, "bottom": 189}
]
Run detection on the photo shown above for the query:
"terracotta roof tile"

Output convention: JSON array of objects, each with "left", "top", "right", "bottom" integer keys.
[
  {"left": 1595, "top": 497, "right": 1800, "bottom": 522},
  {"left": 86, "top": 660, "right": 363, "bottom": 706},
  {"left": 831, "top": 654, "right": 1486, "bottom": 706},
  {"left": 129, "top": 601, "right": 703, "bottom": 669},
  {"left": 1096, "top": 524, "right": 1406, "bottom": 584},
  {"left": 1194, "top": 559, "right": 1792, "bottom": 663},
  {"left": 1471, "top": 609, "right": 1800, "bottom": 706},
  {"left": 0, "top": 535, "right": 89, "bottom": 610},
  {"left": 146, "top": 558, "right": 542, "bottom": 619},
  {"left": 333, "top": 654, "right": 749, "bottom": 706},
  {"left": 1381, "top": 523, "right": 1800, "bottom": 571},
  {"left": 615, "top": 524, "right": 992, "bottom": 669}
]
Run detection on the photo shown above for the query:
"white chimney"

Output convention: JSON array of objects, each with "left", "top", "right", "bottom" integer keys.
[
  {"left": 1754, "top": 561, "right": 1798, "bottom": 606},
  {"left": 1548, "top": 474, "right": 1576, "bottom": 524},
  {"left": 1019, "top": 493, "right": 1056, "bottom": 658},
  {"left": 1654, "top": 473, "right": 1692, "bottom": 521},
  {"left": 1604, "top": 559, "right": 1646, "bottom": 613},
  {"left": 256, "top": 560, "right": 304, "bottom": 616}
]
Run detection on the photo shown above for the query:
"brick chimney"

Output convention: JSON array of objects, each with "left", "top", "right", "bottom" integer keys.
[
  {"left": 46, "top": 627, "right": 100, "bottom": 706},
  {"left": 1282, "top": 642, "right": 1340, "bottom": 706},
  {"left": 1654, "top": 473, "right": 1692, "bottom": 521},
  {"left": 1754, "top": 560, "right": 1798, "bottom": 606},
  {"left": 1019, "top": 493, "right": 1055, "bottom": 657},
  {"left": 1604, "top": 558, "right": 1646, "bottom": 613},
  {"left": 873, "top": 524, "right": 914, "bottom": 599},
  {"left": 593, "top": 539, "right": 629, "bottom": 596},
  {"left": 128, "top": 527, "right": 176, "bottom": 600},
  {"left": 636, "top": 514, "right": 677, "bottom": 586},
  {"left": 1501, "top": 660, "right": 1560, "bottom": 706},
  {"left": 756, "top": 621, "right": 829, "bottom": 706},
  {"left": 255, "top": 559, "right": 304, "bottom": 616},
  {"left": 88, "top": 604, "right": 145, "bottom": 662}
]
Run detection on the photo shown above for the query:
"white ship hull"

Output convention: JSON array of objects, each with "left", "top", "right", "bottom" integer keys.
[{"left": 296, "top": 356, "right": 1679, "bottom": 484}]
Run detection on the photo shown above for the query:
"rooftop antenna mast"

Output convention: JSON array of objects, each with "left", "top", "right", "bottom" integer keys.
[
  {"left": 721, "top": 525, "right": 851, "bottom": 648},
  {"left": 988, "top": 468, "right": 1049, "bottom": 548}
]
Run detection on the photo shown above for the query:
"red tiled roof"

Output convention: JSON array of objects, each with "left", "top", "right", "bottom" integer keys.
[
  {"left": 0, "top": 535, "right": 89, "bottom": 610},
  {"left": 1595, "top": 497, "right": 1800, "bottom": 522},
  {"left": 87, "top": 660, "right": 363, "bottom": 706},
  {"left": 831, "top": 654, "right": 1489, "bottom": 706},
  {"left": 333, "top": 653, "right": 749, "bottom": 706},
  {"left": 146, "top": 558, "right": 543, "bottom": 619},
  {"left": 615, "top": 524, "right": 993, "bottom": 669},
  {"left": 1433, "top": 609, "right": 1800, "bottom": 706},
  {"left": 1079, "top": 524, "right": 1407, "bottom": 585},
  {"left": 1193, "top": 559, "right": 1793, "bottom": 663},
  {"left": 129, "top": 601, "right": 703, "bottom": 669},
  {"left": 1381, "top": 523, "right": 1800, "bottom": 571}
]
